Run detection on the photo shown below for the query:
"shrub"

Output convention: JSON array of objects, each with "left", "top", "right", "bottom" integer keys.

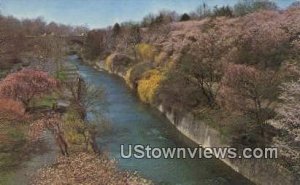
[
  {"left": 236, "top": 11, "right": 290, "bottom": 69},
  {"left": 234, "top": 0, "right": 278, "bottom": 16},
  {"left": 180, "top": 13, "right": 191, "bottom": 21},
  {"left": 105, "top": 54, "right": 115, "bottom": 71},
  {"left": 141, "top": 10, "right": 178, "bottom": 27},
  {"left": 63, "top": 110, "right": 86, "bottom": 145},
  {"left": 125, "top": 62, "right": 152, "bottom": 88},
  {"left": 0, "top": 98, "right": 25, "bottom": 121},
  {"left": 83, "top": 30, "right": 107, "bottom": 60},
  {"left": 32, "top": 152, "right": 152, "bottom": 185},
  {"left": 0, "top": 69, "right": 57, "bottom": 109},
  {"left": 213, "top": 6, "right": 233, "bottom": 17},
  {"left": 154, "top": 52, "right": 170, "bottom": 67},
  {"left": 137, "top": 69, "right": 164, "bottom": 103},
  {"left": 135, "top": 43, "right": 157, "bottom": 62},
  {"left": 157, "top": 70, "right": 205, "bottom": 112},
  {"left": 105, "top": 53, "right": 134, "bottom": 73},
  {"left": 277, "top": 79, "right": 300, "bottom": 131},
  {"left": 219, "top": 64, "right": 279, "bottom": 138},
  {"left": 125, "top": 68, "right": 134, "bottom": 87},
  {"left": 192, "top": 3, "right": 212, "bottom": 19},
  {"left": 29, "top": 113, "right": 69, "bottom": 156}
]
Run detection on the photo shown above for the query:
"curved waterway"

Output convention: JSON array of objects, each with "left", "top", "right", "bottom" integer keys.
[{"left": 71, "top": 55, "right": 252, "bottom": 185}]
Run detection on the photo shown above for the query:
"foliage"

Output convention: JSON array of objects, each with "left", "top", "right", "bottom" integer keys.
[
  {"left": 105, "top": 53, "right": 134, "bottom": 73},
  {"left": 219, "top": 64, "right": 278, "bottom": 137},
  {"left": 63, "top": 109, "right": 86, "bottom": 145},
  {"left": 137, "top": 69, "right": 164, "bottom": 103},
  {"left": 65, "top": 77, "right": 105, "bottom": 119},
  {"left": 125, "top": 62, "right": 153, "bottom": 89},
  {"left": 30, "top": 93, "right": 57, "bottom": 109},
  {"left": 0, "top": 69, "right": 57, "bottom": 108},
  {"left": 213, "top": 6, "right": 233, "bottom": 17},
  {"left": 28, "top": 113, "right": 69, "bottom": 156},
  {"left": 154, "top": 52, "right": 170, "bottom": 67},
  {"left": 157, "top": 70, "right": 205, "bottom": 113},
  {"left": 277, "top": 79, "right": 300, "bottom": 132},
  {"left": 289, "top": 1, "right": 300, "bottom": 9},
  {"left": 123, "top": 25, "right": 142, "bottom": 60},
  {"left": 105, "top": 54, "right": 115, "bottom": 71},
  {"left": 112, "top": 23, "right": 121, "bottom": 36},
  {"left": 235, "top": 11, "right": 291, "bottom": 68},
  {"left": 194, "top": 3, "right": 212, "bottom": 19},
  {"left": 0, "top": 13, "right": 77, "bottom": 74},
  {"left": 176, "top": 25, "right": 231, "bottom": 108},
  {"left": 0, "top": 122, "right": 28, "bottom": 176},
  {"left": 234, "top": 0, "right": 278, "bottom": 16},
  {"left": 79, "top": 1, "right": 300, "bottom": 149},
  {"left": 180, "top": 13, "right": 191, "bottom": 21},
  {"left": 141, "top": 10, "right": 178, "bottom": 27},
  {"left": 31, "top": 152, "right": 152, "bottom": 185},
  {"left": 0, "top": 98, "right": 25, "bottom": 121},
  {"left": 135, "top": 43, "right": 157, "bottom": 62},
  {"left": 83, "top": 29, "right": 107, "bottom": 60},
  {"left": 55, "top": 70, "right": 68, "bottom": 81},
  {"left": 30, "top": 35, "right": 67, "bottom": 64}
]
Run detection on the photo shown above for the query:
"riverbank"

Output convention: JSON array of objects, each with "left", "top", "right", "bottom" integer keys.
[
  {"left": 4, "top": 132, "right": 57, "bottom": 185},
  {"left": 28, "top": 57, "right": 153, "bottom": 185},
  {"left": 73, "top": 55, "right": 254, "bottom": 185},
  {"left": 88, "top": 58, "right": 299, "bottom": 185},
  {"left": 0, "top": 57, "right": 152, "bottom": 185},
  {"left": 0, "top": 129, "right": 57, "bottom": 185}
]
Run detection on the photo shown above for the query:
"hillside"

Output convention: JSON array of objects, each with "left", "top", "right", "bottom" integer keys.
[{"left": 82, "top": 6, "right": 300, "bottom": 181}]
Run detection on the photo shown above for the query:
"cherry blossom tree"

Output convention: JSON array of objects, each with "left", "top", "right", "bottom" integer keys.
[
  {"left": 0, "top": 69, "right": 57, "bottom": 109},
  {"left": 277, "top": 80, "right": 300, "bottom": 131},
  {"left": 177, "top": 26, "right": 231, "bottom": 107},
  {"left": 0, "top": 98, "right": 25, "bottom": 121},
  {"left": 236, "top": 10, "right": 290, "bottom": 68},
  {"left": 219, "top": 64, "right": 278, "bottom": 137}
]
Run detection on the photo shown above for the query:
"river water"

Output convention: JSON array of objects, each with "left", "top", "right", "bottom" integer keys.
[{"left": 72, "top": 55, "right": 252, "bottom": 185}]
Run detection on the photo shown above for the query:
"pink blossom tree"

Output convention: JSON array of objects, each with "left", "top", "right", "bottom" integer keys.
[
  {"left": 0, "top": 69, "right": 57, "bottom": 109},
  {"left": 219, "top": 64, "right": 278, "bottom": 137},
  {"left": 277, "top": 80, "right": 300, "bottom": 131}
]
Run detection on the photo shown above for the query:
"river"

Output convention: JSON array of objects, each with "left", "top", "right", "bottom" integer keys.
[{"left": 71, "top": 55, "right": 252, "bottom": 185}]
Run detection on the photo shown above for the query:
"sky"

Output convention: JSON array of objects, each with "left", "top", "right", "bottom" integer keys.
[{"left": 0, "top": 0, "right": 298, "bottom": 29}]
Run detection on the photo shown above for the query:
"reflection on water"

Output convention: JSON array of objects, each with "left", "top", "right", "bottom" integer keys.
[{"left": 72, "top": 55, "right": 253, "bottom": 185}]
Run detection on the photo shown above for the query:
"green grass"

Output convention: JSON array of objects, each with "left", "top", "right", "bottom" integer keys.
[
  {"left": 37, "top": 96, "right": 56, "bottom": 107},
  {"left": 0, "top": 123, "right": 28, "bottom": 169},
  {"left": 0, "top": 70, "right": 9, "bottom": 79},
  {"left": 0, "top": 170, "right": 15, "bottom": 185},
  {"left": 30, "top": 94, "right": 58, "bottom": 109},
  {"left": 56, "top": 71, "right": 68, "bottom": 81},
  {"left": 0, "top": 123, "right": 29, "bottom": 185}
]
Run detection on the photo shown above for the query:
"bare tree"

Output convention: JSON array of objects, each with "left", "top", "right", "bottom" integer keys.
[
  {"left": 122, "top": 25, "right": 142, "bottom": 61},
  {"left": 29, "top": 113, "right": 69, "bottom": 156},
  {"left": 65, "top": 77, "right": 105, "bottom": 120},
  {"left": 28, "top": 35, "right": 66, "bottom": 74}
]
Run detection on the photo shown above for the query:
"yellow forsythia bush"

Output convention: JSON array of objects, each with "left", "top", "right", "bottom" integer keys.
[
  {"left": 125, "top": 62, "right": 152, "bottom": 88},
  {"left": 137, "top": 69, "right": 164, "bottom": 103},
  {"left": 104, "top": 54, "right": 115, "bottom": 72},
  {"left": 63, "top": 110, "right": 86, "bottom": 145},
  {"left": 135, "top": 43, "right": 156, "bottom": 62},
  {"left": 125, "top": 67, "right": 134, "bottom": 87}
]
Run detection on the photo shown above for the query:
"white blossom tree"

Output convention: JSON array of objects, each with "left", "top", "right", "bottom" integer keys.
[{"left": 278, "top": 80, "right": 300, "bottom": 130}]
